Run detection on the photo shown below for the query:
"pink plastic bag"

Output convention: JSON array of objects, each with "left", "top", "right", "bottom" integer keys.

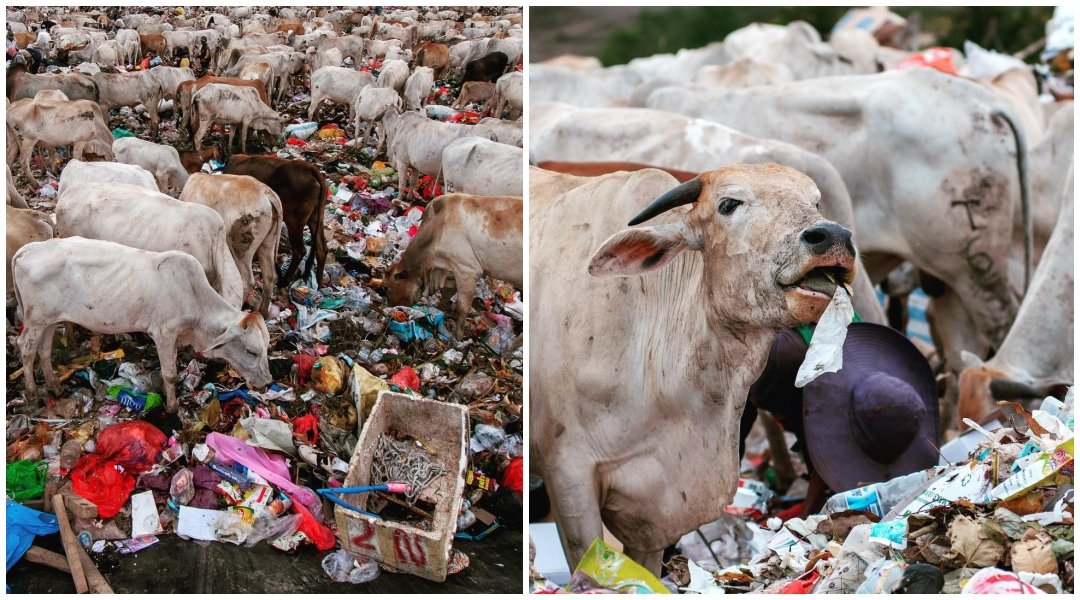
[
  {"left": 204, "top": 432, "right": 319, "bottom": 511},
  {"left": 961, "top": 568, "right": 1045, "bottom": 594}
]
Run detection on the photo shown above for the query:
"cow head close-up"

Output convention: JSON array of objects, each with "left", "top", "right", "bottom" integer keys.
[
  {"left": 587, "top": 163, "right": 856, "bottom": 327},
  {"left": 202, "top": 310, "right": 273, "bottom": 390}
]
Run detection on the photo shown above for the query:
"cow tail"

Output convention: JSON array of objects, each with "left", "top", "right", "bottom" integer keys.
[{"left": 992, "top": 108, "right": 1031, "bottom": 293}]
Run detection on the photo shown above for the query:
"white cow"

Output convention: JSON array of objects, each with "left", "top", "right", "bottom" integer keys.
[
  {"left": 92, "top": 69, "right": 165, "bottom": 136},
  {"left": 487, "top": 71, "right": 522, "bottom": 119},
  {"left": 403, "top": 66, "right": 434, "bottom": 111},
  {"left": 382, "top": 110, "right": 496, "bottom": 196},
  {"left": 193, "top": 83, "right": 283, "bottom": 153},
  {"left": 58, "top": 159, "right": 159, "bottom": 196},
  {"left": 6, "top": 206, "right": 54, "bottom": 299},
  {"left": 55, "top": 182, "right": 245, "bottom": 310},
  {"left": 146, "top": 66, "right": 196, "bottom": 101},
  {"left": 478, "top": 117, "right": 522, "bottom": 148},
  {"left": 442, "top": 137, "right": 523, "bottom": 196},
  {"left": 353, "top": 86, "right": 403, "bottom": 148},
  {"left": 180, "top": 173, "right": 282, "bottom": 316},
  {"left": 376, "top": 59, "right": 409, "bottom": 95},
  {"left": 115, "top": 28, "right": 141, "bottom": 64},
  {"left": 6, "top": 165, "right": 29, "bottom": 209},
  {"left": 7, "top": 96, "right": 114, "bottom": 189},
  {"left": 13, "top": 237, "right": 271, "bottom": 413},
  {"left": 112, "top": 137, "right": 189, "bottom": 197},
  {"left": 308, "top": 65, "right": 376, "bottom": 122}
]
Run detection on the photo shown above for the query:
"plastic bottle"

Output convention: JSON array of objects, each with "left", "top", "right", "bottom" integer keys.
[
  {"left": 107, "top": 385, "right": 163, "bottom": 412},
  {"left": 59, "top": 440, "right": 83, "bottom": 474},
  {"left": 823, "top": 466, "right": 945, "bottom": 517}
]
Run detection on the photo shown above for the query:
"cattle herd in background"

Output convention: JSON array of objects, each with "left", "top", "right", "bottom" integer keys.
[
  {"left": 529, "top": 19, "right": 1073, "bottom": 569},
  {"left": 6, "top": 5, "right": 525, "bottom": 412}
]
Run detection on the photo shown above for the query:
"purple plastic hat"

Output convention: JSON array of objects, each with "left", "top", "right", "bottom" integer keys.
[{"left": 802, "top": 323, "right": 939, "bottom": 493}]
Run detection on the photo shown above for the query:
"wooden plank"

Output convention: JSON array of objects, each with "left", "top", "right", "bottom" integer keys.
[
  {"left": 74, "top": 539, "right": 113, "bottom": 594},
  {"left": 24, "top": 546, "right": 71, "bottom": 573},
  {"left": 52, "top": 494, "right": 89, "bottom": 594}
]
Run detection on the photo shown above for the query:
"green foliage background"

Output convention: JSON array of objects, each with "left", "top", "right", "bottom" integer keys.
[{"left": 586, "top": 6, "right": 1054, "bottom": 67}]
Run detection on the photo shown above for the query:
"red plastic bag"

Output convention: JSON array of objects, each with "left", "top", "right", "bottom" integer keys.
[
  {"left": 70, "top": 455, "right": 135, "bottom": 519},
  {"left": 293, "top": 413, "right": 319, "bottom": 445},
  {"left": 778, "top": 571, "right": 820, "bottom": 594},
  {"left": 289, "top": 492, "right": 336, "bottom": 551},
  {"left": 896, "top": 47, "right": 958, "bottom": 75},
  {"left": 501, "top": 456, "right": 523, "bottom": 497},
  {"left": 95, "top": 420, "right": 167, "bottom": 473},
  {"left": 389, "top": 366, "right": 420, "bottom": 392},
  {"left": 293, "top": 354, "right": 316, "bottom": 386}
]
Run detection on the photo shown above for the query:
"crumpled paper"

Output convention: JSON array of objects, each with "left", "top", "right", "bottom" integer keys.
[
  {"left": 795, "top": 286, "right": 853, "bottom": 387},
  {"left": 240, "top": 416, "right": 297, "bottom": 456}
]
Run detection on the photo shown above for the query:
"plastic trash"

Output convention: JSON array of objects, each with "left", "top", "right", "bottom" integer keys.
[
  {"left": 108, "top": 385, "right": 163, "bottom": 412},
  {"left": 572, "top": 538, "right": 670, "bottom": 594},
  {"left": 204, "top": 432, "right": 319, "bottom": 511},
  {"left": 285, "top": 122, "right": 318, "bottom": 141},
  {"left": 244, "top": 513, "right": 302, "bottom": 548},
  {"left": 7, "top": 500, "right": 60, "bottom": 571},
  {"left": 239, "top": 416, "right": 297, "bottom": 455},
  {"left": 322, "top": 548, "right": 380, "bottom": 583},
  {"left": 824, "top": 467, "right": 945, "bottom": 517},
  {"left": 961, "top": 567, "right": 1046, "bottom": 594},
  {"left": 170, "top": 467, "right": 195, "bottom": 505},
  {"left": 70, "top": 453, "right": 135, "bottom": 519},
  {"left": 5, "top": 460, "right": 48, "bottom": 501},
  {"left": 795, "top": 285, "right": 853, "bottom": 387},
  {"left": 311, "top": 356, "right": 346, "bottom": 394}
]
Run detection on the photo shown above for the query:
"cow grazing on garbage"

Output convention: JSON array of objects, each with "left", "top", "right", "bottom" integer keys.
[
  {"left": 222, "top": 154, "right": 329, "bottom": 287},
  {"left": 176, "top": 76, "right": 270, "bottom": 137},
  {"left": 381, "top": 110, "right": 497, "bottom": 198},
  {"left": 192, "top": 83, "right": 283, "bottom": 153},
  {"left": 530, "top": 163, "right": 858, "bottom": 573},
  {"left": 58, "top": 159, "right": 159, "bottom": 195},
  {"left": 13, "top": 237, "right": 272, "bottom": 413},
  {"left": 452, "top": 81, "right": 495, "bottom": 110},
  {"left": 376, "top": 58, "right": 410, "bottom": 95},
  {"left": 385, "top": 193, "right": 523, "bottom": 339},
  {"left": 463, "top": 51, "right": 509, "bottom": 84},
  {"left": 308, "top": 66, "right": 376, "bottom": 122},
  {"left": 403, "top": 66, "right": 435, "bottom": 112},
  {"left": 486, "top": 71, "right": 523, "bottom": 119},
  {"left": 415, "top": 41, "right": 450, "bottom": 79},
  {"left": 6, "top": 206, "right": 54, "bottom": 300},
  {"left": 441, "top": 137, "right": 523, "bottom": 197},
  {"left": 7, "top": 95, "right": 114, "bottom": 189},
  {"left": 957, "top": 167, "right": 1074, "bottom": 428},
  {"left": 6, "top": 62, "right": 99, "bottom": 102},
  {"left": 55, "top": 182, "right": 245, "bottom": 310},
  {"left": 353, "top": 86, "right": 403, "bottom": 149},
  {"left": 180, "top": 173, "right": 283, "bottom": 316},
  {"left": 645, "top": 69, "right": 1031, "bottom": 384},
  {"left": 112, "top": 137, "right": 190, "bottom": 197}
]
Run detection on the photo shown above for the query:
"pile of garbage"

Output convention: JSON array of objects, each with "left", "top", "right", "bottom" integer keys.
[
  {"left": 530, "top": 391, "right": 1074, "bottom": 594},
  {"left": 8, "top": 54, "right": 522, "bottom": 593}
]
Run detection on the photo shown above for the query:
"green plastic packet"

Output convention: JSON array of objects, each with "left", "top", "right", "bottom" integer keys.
[
  {"left": 571, "top": 538, "right": 671, "bottom": 594},
  {"left": 6, "top": 460, "right": 48, "bottom": 501}
]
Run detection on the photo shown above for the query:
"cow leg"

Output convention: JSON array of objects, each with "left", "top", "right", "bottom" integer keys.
[
  {"left": 255, "top": 226, "right": 278, "bottom": 316},
  {"left": 623, "top": 547, "right": 663, "bottom": 577},
  {"left": 148, "top": 97, "right": 161, "bottom": 140},
  {"left": 19, "top": 139, "right": 40, "bottom": 189},
  {"left": 18, "top": 323, "right": 44, "bottom": 403},
  {"left": 194, "top": 118, "right": 209, "bottom": 151},
  {"left": 453, "top": 271, "right": 479, "bottom": 339},
  {"left": 280, "top": 226, "right": 304, "bottom": 285},
  {"left": 546, "top": 463, "right": 605, "bottom": 569},
  {"left": 364, "top": 119, "right": 374, "bottom": 144},
  {"left": 228, "top": 127, "right": 237, "bottom": 155},
  {"left": 240, "top": 120, "right": 250, "bottom": 154},
  {"left": 308, "top": 93, "right": 321, "bottom": 122},
  {"left": 375, "top": 122, "right": 387, "bottom": 154},
  {"left": 151, "top": 330, "right": 181, "bottom": 413},
  {"left": 37, "top": 323, "right": 61, "bottom": 395}
]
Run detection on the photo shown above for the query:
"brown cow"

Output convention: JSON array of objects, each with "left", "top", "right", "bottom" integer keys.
[
  {"left": 175, "top": 76, "right": 270, "bottom": 137},
  {"left": 178, "top": 146, "right": 223, "bottom": 174},
  {"left": 140, "top": 33, "right": 166, "bottom": 56},
  {"left": 537, "top": 161, "right": 697, "bottom": 183},
  {"left": 13, "top": 31, "right": 35, "bottom": 49},
  {"left": 451, "top": 81, "right": 494, "bottom": 110},
  {"left": 415, "top": 41, "right": 449, "bottom": 79},
  {"left": 222, "top": 155, "right": 328, "bottom": 286},
  {"left": 275, "top": 22, "right": 303, "bottom": 36}
]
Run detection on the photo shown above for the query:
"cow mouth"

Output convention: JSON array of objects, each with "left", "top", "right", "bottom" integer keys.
[{"left": 781, "top": 262, "right": 854, "bottom": 299}]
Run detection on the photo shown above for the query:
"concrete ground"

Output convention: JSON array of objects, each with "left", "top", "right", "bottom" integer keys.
[{"left": 7, "top": 527, "right": 522, "bottom": 593}]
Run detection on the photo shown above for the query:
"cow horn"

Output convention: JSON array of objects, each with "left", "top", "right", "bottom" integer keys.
[
  {"left": 988, "top": 378, "right": 1044, "bottom": 400},
  {"left": 627, "top": 177, "right": 702, "bottom": 226}
]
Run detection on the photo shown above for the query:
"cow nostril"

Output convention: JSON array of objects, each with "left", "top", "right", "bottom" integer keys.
[{"left": 802, "top": 229, "right": 827, "bottom": 246}]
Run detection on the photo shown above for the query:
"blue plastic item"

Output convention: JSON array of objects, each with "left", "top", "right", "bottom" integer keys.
[
  {"left": 316, "top": 483, "right": 410, "bottom": 519},
  {"left": 7, "top": 500, "right": 59, "bottom": 572}
]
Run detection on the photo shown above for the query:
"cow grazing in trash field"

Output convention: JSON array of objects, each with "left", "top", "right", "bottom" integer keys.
[
  {"left": 381, "top": 109, "right": 497, "bottom": 198},
  {"left": 530, "top": 164, "right": 857, "bottom": 573},
  {"left": 645, "top": 69, "right": 1031, "bottom": 386},
  {"left": 486, "top": 71, "right": 522, "bottom": 119},
  {"left": 92, "top": 69, "right": 165, "bottom": 137},
  {"left": 530, "top": 102, "right": 885, "bottom": 323},
  {"left": 7, "top": 165, "right": 29, "bottom": 209},
  {"left": 6, "top": 206, "right": 54, "bottom": 300},
  {"left": 55, "top": 182, "right": 245, "bottom": 310},
  {"left": 403, "top": 66, "right": 434, "bottom": 112},
  {"left": 6, "top": 62, "right": 98, "bottom": 102},
  {"left": 176, "top": 76, "right": 270, "bottom": 137},
  {"left": 7, "top": 95, "right": 114, "bottom": 189},
  {"left": 415, "top": 41, "right": 450, "bottom": 79},
  {"left": 442, "top": 137, "right": 523, "bottom": 197},
  {"left": 478, "top": 117, "right": 522, "bottom": 148},
  {"left": 353, "top": 86, "right": 403, "bottom": 149},
  {"left": 193, "top": 83, "right": 284, "bottom": 154},
  {"left": 452, "top": 81, "right": 495, "bottom": 110},
  {"left": 178, "top": 146, "right": 224, "bottom": 175},
  {"left": 957, "top": 166, "right": 1074, "bottom": 428},
  {"left": 180, "top": 173, "right": 283, "bottom": 316},
  {"left": 222, "top": 154, "right": 329, "bottom": 287},
  {"left": 385, "top": 193, "right": 522, "bottom": 339},
  {"left": 112, "top": 137, "right": 189, "bottom": 197},
  {"left": 376, "top": 58, "right": 410, "bottom": 95},
  {"left": 58, "top": 159, "right": 159, "bottom": 196},
  {"left": 146, "top": 66, "right": 195, "bottom": 102},
  {"left": 13, "top": 237, "right": 272, "bottom": 413},
  {"left": 308, "top": 66, "right": 376, "bottom": 122}
]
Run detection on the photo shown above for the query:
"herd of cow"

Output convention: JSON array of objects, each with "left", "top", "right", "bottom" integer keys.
[
  {"left": 6, "top": 6, "right": 525, "bottom": 415},
  {"left": 529, "top": 21, "right": 1073, "bottom": 572}
]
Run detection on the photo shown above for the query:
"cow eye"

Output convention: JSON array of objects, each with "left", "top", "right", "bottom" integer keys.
[
  {"left": 394, "top": 272, "right": 409, "bottom": 280},
  {"left": 718, "top": 197, "right": 742, "bottom": 216},
  {"left": 815, "top": 202, "right": 822, "bottom": 212}
]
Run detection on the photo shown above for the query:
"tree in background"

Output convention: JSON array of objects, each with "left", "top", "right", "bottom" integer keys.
[{"left": 598, "top": 6, "right": 1054, "bottom": 67}]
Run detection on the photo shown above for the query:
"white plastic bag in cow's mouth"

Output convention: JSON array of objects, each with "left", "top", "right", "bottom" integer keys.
[{"left": 795, "top": 286, "right": 854, "bottom": 388}]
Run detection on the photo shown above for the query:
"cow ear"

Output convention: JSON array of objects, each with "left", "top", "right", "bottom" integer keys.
[
  {"left": 202, "top": 329, "right": 234, "bottom": 353},
  {"left": 588, "top": 223, "right": 690, "bottom": 278}
]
